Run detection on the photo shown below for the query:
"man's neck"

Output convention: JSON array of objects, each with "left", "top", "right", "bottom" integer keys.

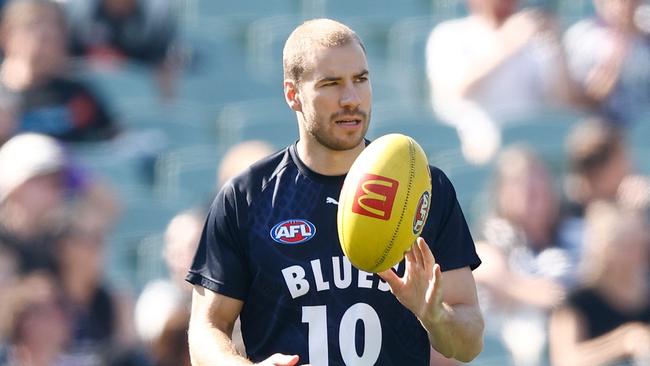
[{"left": 296, "top": 138, "right": 364, "bottom": 176}]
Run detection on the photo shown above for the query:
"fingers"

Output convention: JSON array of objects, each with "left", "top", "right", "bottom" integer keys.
[
  {"left": 413, "top": 239, "right": 425, "bottom": 268},
  {"left": 433, "top": 263, "right": 442, "bottom": 283},
  {"left": 417, "top": 237, "right": 436, "bottom": 272},
  {"left": 404, "top": 245, "right": 417, "bottom": 267},
  {"left": 427, "top": 263, "right": 443, "bottom": 303},
  {"left": 261, "top": 353, "right": 299, "bottom": 366},
  {"left": 378, "top": 268, "right": 401, "bottom": 290}
]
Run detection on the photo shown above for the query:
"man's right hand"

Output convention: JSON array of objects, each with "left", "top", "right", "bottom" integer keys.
[
  {"left": 258, "top": 353, "right": 310, "bottom": 366},
  {"left": 621, "top": 322, "right": 650, "bottom": 360}
]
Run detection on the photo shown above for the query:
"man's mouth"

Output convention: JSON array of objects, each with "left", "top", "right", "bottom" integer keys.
[{"left": 335, "top": 118, "right": 362, "bottom": 126}]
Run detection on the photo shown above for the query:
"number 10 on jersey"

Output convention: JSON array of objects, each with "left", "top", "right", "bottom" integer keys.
[{"left": 302, "top": 303, "right": 382, "bottom": 366}]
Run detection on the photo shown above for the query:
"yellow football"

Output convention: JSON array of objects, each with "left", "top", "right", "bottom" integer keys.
[{"left": 337, "top": 134, "right": 432, "bottom": 273}]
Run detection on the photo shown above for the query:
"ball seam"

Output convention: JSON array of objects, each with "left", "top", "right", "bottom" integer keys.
[{"left": 372, "top": 138, "right": 415, "bottom": 271}]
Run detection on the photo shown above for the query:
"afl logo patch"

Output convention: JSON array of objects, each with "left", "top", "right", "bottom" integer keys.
[
  {"left": 270, "top": 219, "right": 316, "bottom": 244},
  {"left": 413, "top": 191, "right": 430, "bottom": 234}
]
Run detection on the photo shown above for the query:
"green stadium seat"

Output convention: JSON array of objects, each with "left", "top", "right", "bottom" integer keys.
[
  {"left": 154, "top": 144, "right": 225, "bottom": 203},
  {"left": 105, "top": 184, "right": 189, "bottom": 287},
  {"left": 500, "top": 110, "right": 584, "bottom": 165},
  {"left": 386, "top": 16, "right": 443, "bottom": 104},
  {"left": 369, "top": 101, "right": 461, "bottom": 154},
  {"left": 309, "top": 0, "right": 431, "bottom": 22},
  {"left": 215, "top": 98, "right": 298, "bottom": 149},
  {"left": 629, "top": 117, "right": 650, "bottom": 175},
  {"left": 184, "top": 0, "right": 299, "bottom": 21},
  {"left": 445, "top": 162, "right": 493, "bottom": 226}
]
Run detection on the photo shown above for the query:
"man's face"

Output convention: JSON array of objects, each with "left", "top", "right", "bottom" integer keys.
[
  {"left": 5, "top": 9, "right": 67, "bottom": 77},
  {"left": 471, "top": 0, "right": 519, "bottom": 20},
  {"left": 596, "top": 0, "right": 640, "bottom": 29},
  {"left": 9, "top": 171, "right": 65, "bottom": 226},
  {"left": 295, "top": 42, "right": 372, "bottom": 152},
  {"left": 103, "top": 0, "right": 138, "bottom": 17}
]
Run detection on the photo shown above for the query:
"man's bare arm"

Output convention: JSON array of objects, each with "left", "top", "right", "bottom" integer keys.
[
  {"left": 188, "top": 285, "right": 251, "bottom": 365},
  {"left": 379, "top": 238, "right": 484, "bottom": 363},
  {"left": 188, "top": 285, "right": 303, "bottom": 366}
]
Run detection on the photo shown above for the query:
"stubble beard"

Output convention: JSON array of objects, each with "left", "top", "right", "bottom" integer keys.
[{"left": 304, "top": 108, "right": 371, "bottom": 152}]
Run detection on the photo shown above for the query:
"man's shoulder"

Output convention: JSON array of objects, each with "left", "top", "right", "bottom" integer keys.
[{"left": 427, "top": 164, "right": 451, "bottom": 189}]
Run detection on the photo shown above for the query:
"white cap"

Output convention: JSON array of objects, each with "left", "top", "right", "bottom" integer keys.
[{"left": 0, "top": 133, "right": 65, "bottom": 202}]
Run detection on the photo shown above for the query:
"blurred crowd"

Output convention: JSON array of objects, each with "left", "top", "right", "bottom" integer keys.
[{"left": 0, "top": 0, "right": 647, "bottom": 365}]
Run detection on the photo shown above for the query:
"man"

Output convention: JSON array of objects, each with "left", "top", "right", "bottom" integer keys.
[
  {"left": 0, "top": 133, "right": 67, "bottom": 273},
  {"left": 187, "top": 19, "right": 483, "bottom": 366}
]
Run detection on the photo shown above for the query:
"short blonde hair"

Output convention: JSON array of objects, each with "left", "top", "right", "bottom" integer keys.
[{"left": 282, "top": 18, "right": 365, "bottom": 83}]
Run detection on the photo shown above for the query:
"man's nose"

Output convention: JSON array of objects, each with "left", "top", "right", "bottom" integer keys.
[{"left": 339, "top": 83, "right": 361, "bottom": 109}]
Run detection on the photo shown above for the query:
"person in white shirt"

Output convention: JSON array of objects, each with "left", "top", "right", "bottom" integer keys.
[
  {"left": 563, "top": 0, "right": 650, "bottom": 126},
  {"left": 426, "top": 0, "right": 576, "bottom": 164}
]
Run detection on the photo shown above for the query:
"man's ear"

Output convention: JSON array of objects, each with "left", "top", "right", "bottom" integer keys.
[{"left": 284, "top": 80, "right": 302, "bottom": 112}]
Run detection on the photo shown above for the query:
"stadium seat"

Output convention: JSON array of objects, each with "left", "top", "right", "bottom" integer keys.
[
  {"left": 154, "top": 144, "right": 225, "bottom": 204},
  {"left": 106, "top": 184, "right": 189, "bottom": 286},
  {"left": 369, "top": 101, "right": 461, "bottom": 154},
  {"left": 184, "top": 0, "right": 299, "bottom": 22},
  {"left": 386, "top": 16, "right": 443, "bottom": 105},
  {"left": 134, "top": 232, "right": 168, "bottom": 288},
  {"left": 245, "top": 15, "right": 388, "bottom": 83},
  {"left": 246, "top": 15, "right": 305, "bottom": 83},
  {"left": 629, "top": 117, "right": 650, "bottom": 175},
  {"left": 215, "top": 98, "right": 298, "bottom": 149},
  {"left": 500, "top": 110, "right": 583, "bottom": 164},
  {"left": 446, "top": 162, "right": 493, "bottom": 226},
  {"left": 307, "top": 0, "right": 430, "bottom": 22}
]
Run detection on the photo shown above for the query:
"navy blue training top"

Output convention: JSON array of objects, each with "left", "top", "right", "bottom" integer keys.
[{"left": 187, "top": 141, "right": 481, "bottom": 366}]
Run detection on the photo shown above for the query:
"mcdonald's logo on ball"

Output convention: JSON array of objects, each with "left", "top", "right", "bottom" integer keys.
[
  {"left": 337, "top": 134, "right": 432, "bottom": 273},
  {"left": 351, "top": 174, "right": 399, "bottom": 220}
]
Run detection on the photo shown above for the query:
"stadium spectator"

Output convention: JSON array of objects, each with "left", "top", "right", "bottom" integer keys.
[
  {"left": 0, "top": 272, "right": 71, "bottom": 366},
  {"left": 0, "top": 133, "right": 68, "bottom": 274},
  {"left": 426, "top": 0, "right": 578, "bottom": 164},
  {"left": 0, "top": 244, "right": 19, "bottom": 353},
  {"left": 564, "top": 0, "right": 650, "bottom": 125},
  {"left": 148, "top": 306, "right": 191, "bottom": 366},
  {"left": 53, "top": 209, "right": 137, "bottom": 366},
  {"left": 216, "top": 140, "right": 275, "bottom": 190},
  {"left": 134, "top": 209, "right": 202, "bottom": 366},
  {"left": 475, "top": 146, "right": 571, "bottom": 366},
  {"left": 549, "top": 201, "right": 650, "bottom": 366},
  {"left": 0, "top": 0, "right": 118, "bottom": 142},
  {"left": 618, "top": 174, "right": 650, "bottom": 212},
  {"left": 0, "top": 133, "right": 120, "bottom": 275},
  {"left": 65, "top": 0, "right": 179, "bottom": 100},
  {"left": 559, "top": 118, "right": 631, "bottom": 265}
]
